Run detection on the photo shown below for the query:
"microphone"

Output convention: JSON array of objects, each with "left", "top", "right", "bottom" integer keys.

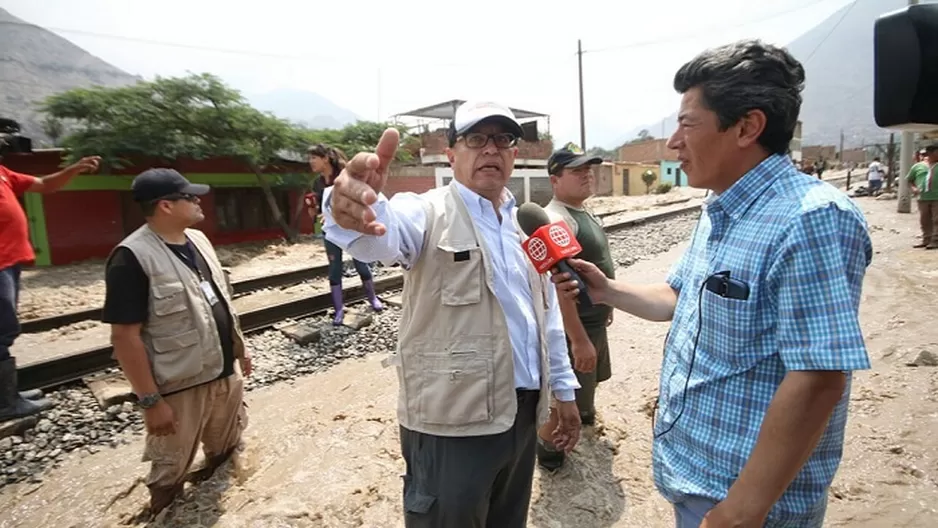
[{"left": 516, "top": 202, "right": 593, "bottom": 308}]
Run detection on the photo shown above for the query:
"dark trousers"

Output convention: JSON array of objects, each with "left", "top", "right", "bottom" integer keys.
[
  {"left": 400, "top": 390, "right": 539, "bottom": 528},
  {"left": 0, "top": 265, "right": 21, "bottom": 362},
  {"left": 324, "top": 238, "right": 373, "bottom": 286},
  {"left": 568, "top": 325, "right": 611, "bottom": 421}
]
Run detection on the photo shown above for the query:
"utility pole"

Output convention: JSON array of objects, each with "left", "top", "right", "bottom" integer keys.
[
  {"left": 887, "top": 133, "right": 896, "bottom": 191},
  {"left": 578, "top": 39, "right": 586, "bottom": 150},
  {"left": 839, "top": 129, "right": 844, "bottom": 163},
  {"left": 898, "top": 0, "right": 920, "bottom": 213}
]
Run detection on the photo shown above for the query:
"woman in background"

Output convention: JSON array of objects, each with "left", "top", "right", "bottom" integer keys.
[{"left": 307, "top": 144, "right": 383, "bottom": 325}]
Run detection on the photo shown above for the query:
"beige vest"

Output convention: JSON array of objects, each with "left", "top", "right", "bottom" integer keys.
[
  {"left": 385, "top": 182, "right": 553, "bottom": 437},
  {"left": 115, "top": 225, "right": 246, "bottom": 395}
]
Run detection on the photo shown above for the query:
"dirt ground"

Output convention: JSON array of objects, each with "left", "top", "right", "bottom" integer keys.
[
  {"left": 16, "top": 187, "right": 708, "bottom": 322},
  {"left": 1, "top": 180, "right": 933, "bottom": 527}
]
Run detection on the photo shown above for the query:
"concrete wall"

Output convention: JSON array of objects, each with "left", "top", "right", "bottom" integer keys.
[
  {"left": 660, "top": 160, "right": 684, "bottom": 186},
  {"left": 610, "top": 162, "right": 660, "bottom": 196}
]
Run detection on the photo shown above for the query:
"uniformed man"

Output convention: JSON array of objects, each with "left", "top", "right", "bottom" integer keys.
[{"left": 537, "top": 143, "right": 615, "bottom": 470}]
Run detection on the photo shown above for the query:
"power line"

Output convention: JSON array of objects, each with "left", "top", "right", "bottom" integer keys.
[
  {"left": 582, "top": 0, "right": 834, "bottom": 55},
  {"left": 0, "top": 20, "right": 341, "bottom": 64},
  {"left": 803, "top": 0, "right": 857, "bottom": 64}
]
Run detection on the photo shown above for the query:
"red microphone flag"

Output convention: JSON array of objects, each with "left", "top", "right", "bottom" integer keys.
[{"left": 520, "top": 220, "right": 582, "bottom": 274}]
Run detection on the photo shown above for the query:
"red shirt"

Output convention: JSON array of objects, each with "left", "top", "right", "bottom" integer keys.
[{"left": 0, "top": 165, "right": 39, "bottom": 270}]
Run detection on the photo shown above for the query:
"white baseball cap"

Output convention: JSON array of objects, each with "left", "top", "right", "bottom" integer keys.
[{"left": 452, "top": 100, "right": 524, "bottom": 138}]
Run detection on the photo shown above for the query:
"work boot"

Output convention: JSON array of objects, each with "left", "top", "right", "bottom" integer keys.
[
  {"left": 19, "top": 389, "right": 43, "bottom": 400},
  {"left": 0, "top": 358, "right": 54, "bottom": 422},
  {"left": 362, "top": 279, "right": 384, "bottom": 312},
  {"left": 147, "top": 482, "right": 184, "bottom": 516},
  {"left": 330, "top": 285, "right": 345, "bottom": 326}
]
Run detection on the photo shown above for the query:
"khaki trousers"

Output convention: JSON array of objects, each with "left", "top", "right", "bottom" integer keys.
[
  {"left": 142, "top": 371, "right": 247, "bottom": 492},
  {"left": 918, "top": 200, "right": 938, "bottom": 247}
]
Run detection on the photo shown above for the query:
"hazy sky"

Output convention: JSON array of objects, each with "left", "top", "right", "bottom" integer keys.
[{"left": 2, "top": 0, "right": 853, "bottom": 148}]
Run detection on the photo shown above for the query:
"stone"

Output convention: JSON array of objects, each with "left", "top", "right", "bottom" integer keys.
[
  {"left": 383, "top": 294, "right": 404, "bottom": 308},
  {"left": 279, "top": 323, "right": 322, "bottom": 345},
  {"left": 343, "top": 312, "right": 374, "bottom": 331},
  {"left": 907, "top": 350, "right": 938, "bottom": 367},
  {"left": 84, "top": 372, "right": 135, "bottom": 409},
  {"left": 0, "top": 416, "right": 38, "bottom": 440}
]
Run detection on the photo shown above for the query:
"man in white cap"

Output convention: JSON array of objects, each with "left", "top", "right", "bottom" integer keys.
[{"left": 322, "top": 101, "right": 582, "bottom": 527}]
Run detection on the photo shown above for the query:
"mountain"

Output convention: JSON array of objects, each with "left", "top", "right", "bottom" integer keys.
[
  {"left": 246, "top": 88, "right": 361, "bottom": 130},
  {"left": 0, "top": 7, "right": 140, "bottom": 146},
  {"left": 615, "top": 0, "right": 901, "bottom": 150}
]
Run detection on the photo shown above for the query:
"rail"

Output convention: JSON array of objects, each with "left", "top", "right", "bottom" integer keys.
[
  {"left": 15, "top": 201, "right": 707, "bottom": 390},
  {"left": 16, "top": 275, "right": 404, "bottom": 391}
]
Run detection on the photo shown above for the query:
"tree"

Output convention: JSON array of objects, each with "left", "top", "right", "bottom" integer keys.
[
  {"left": 641, "top": 169, "right": 657, "bottom": 194},
  {"left": 42, "top": 73, "right": 319, "bottom": 241},
  {"left": 629, "top": 129, "right": 654, "bottom": 144},
  {"left": 586, "top": 146, "right": 616, "bottom": 161},
  {"left": 40, "top": 116, "right": 64, "bottom": 147}
]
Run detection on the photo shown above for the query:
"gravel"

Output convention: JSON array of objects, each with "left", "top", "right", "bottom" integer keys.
[
  {"left": 0, "top": 213, "right": 700, "bottom": 489},
  {"left": 606, "top": 211, "right": 701, "bottom": 268}
]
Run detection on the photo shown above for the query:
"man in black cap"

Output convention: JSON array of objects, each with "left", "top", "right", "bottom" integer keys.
[
  {"left": 537, "top": 143, "right": 615, "bottom": 470},
  {"left": 103, "top": 168, "right": 251, "bottom": 516}
]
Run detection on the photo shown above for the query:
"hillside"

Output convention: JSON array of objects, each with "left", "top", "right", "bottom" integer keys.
[
  {"left": 0, "top": 7, "right": 140, "bottom": 146},
  {"left": 618, "top": 0, "right": 900, "bottom": 150},
  {"left": 246, "top": 88, "right": 361, "bottom": 130}
]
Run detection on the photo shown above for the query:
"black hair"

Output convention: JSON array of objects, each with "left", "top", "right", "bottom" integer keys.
[
  {"left": 140, "top": 201, "right": 158, "bottom": 217},
  {"left": 307, "top": 144, "right": 348, "bottom": 179},
  {"left": 673, "top": 39, "right": 805, "bottom": 155}
]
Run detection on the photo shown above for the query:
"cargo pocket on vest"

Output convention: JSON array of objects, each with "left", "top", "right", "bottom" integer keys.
[
  {"left": 437, "top": 245, "right": 482, "bottom": 306},
  {"left": 152, "top": 282, "right": 188, "bottom": 316},
  {"left": 418, "top": 354, "right": 493, "bottom": 425},
  {"left": 151, "top": 328, "right": 203, "bottom": 384}
]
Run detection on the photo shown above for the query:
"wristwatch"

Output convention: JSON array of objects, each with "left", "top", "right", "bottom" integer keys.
[{"left": 137, "top": 393, "right": 163, "bottom": 409}]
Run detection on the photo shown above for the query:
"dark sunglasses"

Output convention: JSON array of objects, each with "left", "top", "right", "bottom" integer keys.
[
  {"left": 153, "top": 193, "right": 198, "bottom": 204},
  {"left": 459, "top": 132, "right": 519, "bottom": 149}
]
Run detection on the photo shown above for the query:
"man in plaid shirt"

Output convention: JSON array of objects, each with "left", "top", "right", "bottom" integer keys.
[{"left": 552, "top": 39, "right": 872, "bottom": 527}]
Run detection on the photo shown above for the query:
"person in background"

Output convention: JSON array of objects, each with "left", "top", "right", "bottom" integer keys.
[
  {"left": 867, "top": 157, "right": 885, "bottom": 194},
  {"left": 905, "top": 143, "right": 938, "bottom": 249},
  {"left": 307, "top": 144, "right": 383, "bottom": 325},
  {"left": 536, "top": 142, "right": 612, "bottom": 471},
  {"left": 553, "top": 40, "right": 872, "bottom": 527},
  {"left": 322, "top": 101, "right": 582, "bottom": 527},
  {"left": 0, "top": 145, "right": 100, "bottom": 421},
  {"left": 103, "top": 168, "right": 251, "bottom": 516}
]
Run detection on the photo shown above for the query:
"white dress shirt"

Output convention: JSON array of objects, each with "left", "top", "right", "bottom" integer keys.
[{"left": 322, "top": 180, "right": 579, "bottom": 402}]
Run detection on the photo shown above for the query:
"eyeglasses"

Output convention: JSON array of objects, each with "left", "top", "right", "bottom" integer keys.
[
  {"left": 459, "top": 133, "right": 519, "bottom": 149},
  {"left": 153, "top": 193, "right": 198, "bottom": 204}
]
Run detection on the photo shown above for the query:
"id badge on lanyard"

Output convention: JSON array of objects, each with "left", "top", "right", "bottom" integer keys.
[{"left": 199, "top": 280, "right": 220, "bottom": 306}]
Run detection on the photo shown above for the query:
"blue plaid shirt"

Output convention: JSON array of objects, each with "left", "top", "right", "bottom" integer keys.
[{"left": 655, "top": 154, "right": 873, "bottom": 525}]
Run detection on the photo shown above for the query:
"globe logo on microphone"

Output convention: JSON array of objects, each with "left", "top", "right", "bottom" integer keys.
[
  {"left": 548, "top": 225, "right": 572, "bottom": 248},
  {"left": 527, "top": 237, "right": 548, "bottom": 262}
]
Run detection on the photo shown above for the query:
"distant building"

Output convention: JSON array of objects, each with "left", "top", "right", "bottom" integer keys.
[{"left": 789, "top": 120, "right": 803, "bottom": 162}]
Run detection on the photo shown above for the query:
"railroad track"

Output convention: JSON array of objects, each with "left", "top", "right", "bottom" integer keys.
[
  {"left": 19, "top": 263, "right": 335, "bottom": 334},
  {"left": 17, "top": 275, "right": 405, "bottom": 391},
  {"left": 16, "top": 201, "right": 706, "bottom": 391}
]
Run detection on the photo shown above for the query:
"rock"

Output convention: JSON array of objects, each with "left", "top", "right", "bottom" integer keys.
[
  {"left": 279, "top": 323, "right": 322, "bottom": 345},
  {"left": 875, "top": 192, "right": 897, "bottom": 201},
  {"left": 383, "top": 294, "right": 404, "bottom": 308},
  {"left": 0, "top": 416, "right": 37, "bottom": 440},
  {"left": 889, "top": 445, "right": 904, "bottom": 454},
  {"left": 84, "top": 372, "right": 135, "bottom": 410},
  {"left": 0, "top": 438, "right": 11, "bottom": 451},
  {"left": 343, "top": 312, "right": 374, "bottom": 331},
  {"left": 906, "top": 350, "right": 938, "bottom": 367}
]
